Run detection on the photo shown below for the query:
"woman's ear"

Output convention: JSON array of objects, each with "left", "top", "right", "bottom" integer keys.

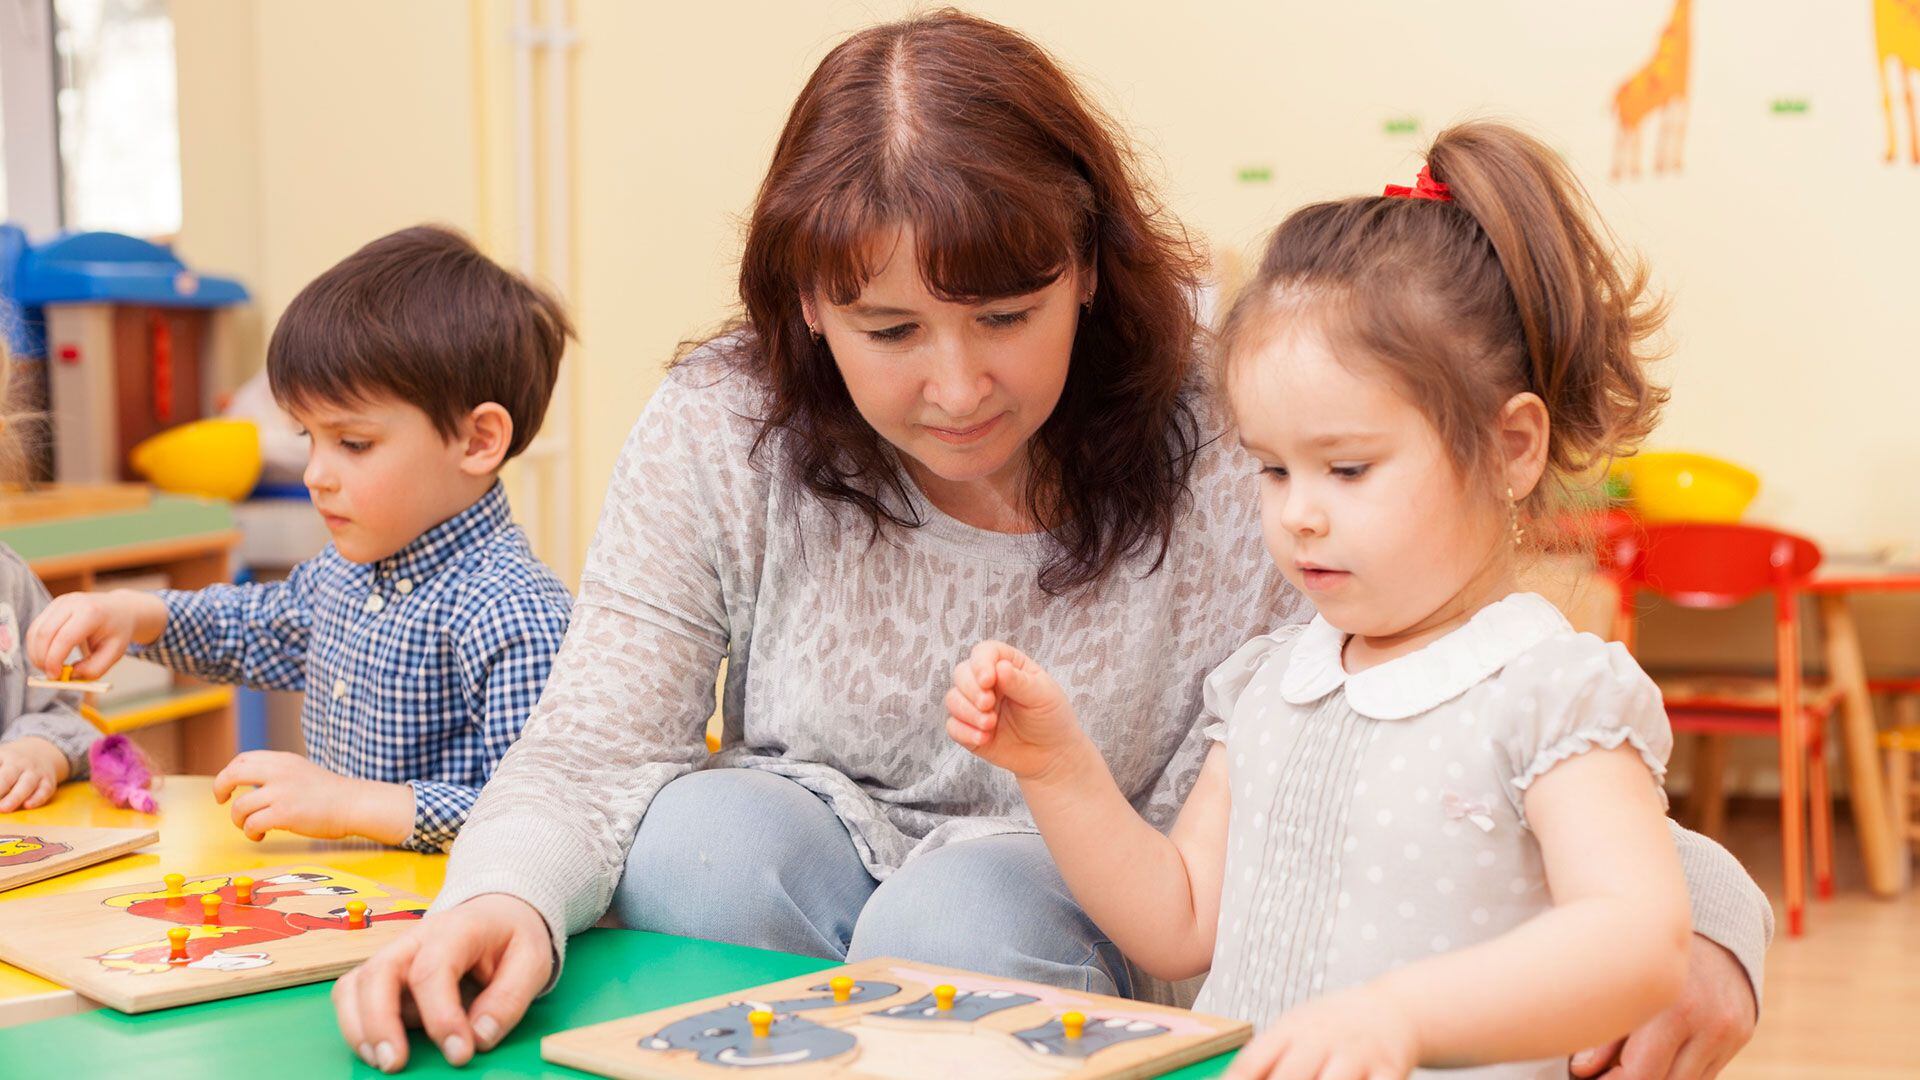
[
  {"left": 799, "top": 292, "right": 820, "bottom": 334},
  {"left": 1499, "top": 392, "right": 1550, "bottom": 499},
  {"left": 458, "top": 403, "right": 515, "bottom": 477}
]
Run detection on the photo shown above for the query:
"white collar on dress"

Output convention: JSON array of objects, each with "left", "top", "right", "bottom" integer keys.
[{"left": 1279, "top": 592, "right": 1572, "bottom": 721}]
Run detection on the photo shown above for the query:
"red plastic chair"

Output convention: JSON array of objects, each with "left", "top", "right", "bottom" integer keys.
[{"left": 1607, "top": 522, "right": 1838, "bottom": 937}]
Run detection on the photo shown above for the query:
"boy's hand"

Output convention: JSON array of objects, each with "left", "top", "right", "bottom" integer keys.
[
  {"left": 945, "top": 641, "right": 1087, "bottom": 780},
  {"left": 25, "top": 590, "right": 168, "bottom": 680},
  {"left": 1224, "top": 985, "right": 1419, "bottom": 1080},
  {"left": 0, "top": 736, "right": 70, "bottom": 811},
  {"left": 213, "top": 751, "right": 411, "bottom": 844}
]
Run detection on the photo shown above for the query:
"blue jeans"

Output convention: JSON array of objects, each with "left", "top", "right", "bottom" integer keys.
[{"left": 610, "top": 768, "right": 1131, "bottom": 996}]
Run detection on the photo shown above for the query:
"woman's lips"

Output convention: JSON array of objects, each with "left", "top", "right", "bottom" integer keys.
[{"left": 924, "top": 413, "right": 1004, "bottom": 445}]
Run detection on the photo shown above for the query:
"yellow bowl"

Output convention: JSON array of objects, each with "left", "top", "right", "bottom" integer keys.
[
  {"left": 129, "top": 419, "right": 263, "bottom": 502},
  {"left": 1611, "top": 451, "right": 1758, "bottom": 523}
]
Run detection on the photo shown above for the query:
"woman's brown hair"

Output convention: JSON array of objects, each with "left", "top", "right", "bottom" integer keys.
[
  {"left": 1217, "top": 121, "right": 1668, "bottom": 523},
  {"left": 694, "top": 8, "right": 1205, "bottom": 595}
]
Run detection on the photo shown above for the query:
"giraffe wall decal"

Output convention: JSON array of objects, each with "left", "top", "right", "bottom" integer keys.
[
  {"left": 1878, "top": 0, "right": 1920, "bottom": 163},
  {"left": 1612, "top": 0, "right": 1693, "bottom": 180}
]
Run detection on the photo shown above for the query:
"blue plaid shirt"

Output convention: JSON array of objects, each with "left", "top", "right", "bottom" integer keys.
[{"left": 140, "top": 483, "right": 572, "bottom": 852}]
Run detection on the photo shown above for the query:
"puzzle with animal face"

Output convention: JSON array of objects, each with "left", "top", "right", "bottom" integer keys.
[
  {"left": 541, "top": 957, "right": 1250, "bottom": 1080},
  {"left": 0, "top": 863, "right": 427, "bottom": 1012},
  {"left": 0, "top": 824, "right": 156, "bottom": 893}
]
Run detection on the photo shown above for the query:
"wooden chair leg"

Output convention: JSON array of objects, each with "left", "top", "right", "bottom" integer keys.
[
  {"left": 1888, "top": 740, "right": 1912, "bottom": 895},
  {"left": 1777, "top": 599, "right": 1808, "bottom": 936},
  {"left": 1691, "top": 733, "right": 1730, "bottom": 838},
  {"left": 1808, "top": 716, "right": 1834, "bottom": 899}
]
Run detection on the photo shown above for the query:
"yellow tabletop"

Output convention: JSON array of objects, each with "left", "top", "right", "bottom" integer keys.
[{"left": 0, "top": 775, "right": 444, "bottom": 1024}]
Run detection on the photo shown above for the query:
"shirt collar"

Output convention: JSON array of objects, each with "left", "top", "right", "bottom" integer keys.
[
  {"left": 375, "top": 481, "right": 512, "bottom": 585},
  {"left": 1279, "top": 592, "right": 1571, "bottom": 720}
]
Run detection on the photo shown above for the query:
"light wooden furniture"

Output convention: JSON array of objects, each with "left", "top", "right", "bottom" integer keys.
[
  {"left": 1880, "top": 720, "right": 1920, "bottom": 894},
  {"left": 0, "top": 825, "right": 156, "bottom": 893},
  {"left": 0, "top": 493, "right": 241, "bottom": 774},
  {"left": 1805, "top": 562, "right": 1920, "bottom": 899}
]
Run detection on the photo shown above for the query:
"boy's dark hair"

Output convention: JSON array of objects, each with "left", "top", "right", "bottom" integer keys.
[{"left": 268, "top": 225, "right": 572, "bottom": 461}]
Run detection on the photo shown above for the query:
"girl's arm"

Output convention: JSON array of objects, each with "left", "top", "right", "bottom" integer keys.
[
  {"left": 1380, "top": 745, "right": 1691, "bottom": 1064},
  {"left": 948, "top": 644, "right": 1231, "bottom": 980},
  {"left": 1024, "top": 739, "right": 1231, "bottom": 980}
]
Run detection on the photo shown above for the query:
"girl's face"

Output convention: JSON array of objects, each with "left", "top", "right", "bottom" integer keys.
[
  {"left": 1228, "top": 323, "right": 1514, "bottom": 644},
  {"left": 804, "top": 226, "right": 1086, "bottom": 512}
]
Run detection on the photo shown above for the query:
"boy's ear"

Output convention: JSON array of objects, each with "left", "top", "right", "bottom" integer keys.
[{"left": 458, "top": 403, "right": 514, "bottom": 476}]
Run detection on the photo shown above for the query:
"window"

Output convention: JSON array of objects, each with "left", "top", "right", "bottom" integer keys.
[{"left": 51, "top": 0, "right": 181, "bottom": 237}]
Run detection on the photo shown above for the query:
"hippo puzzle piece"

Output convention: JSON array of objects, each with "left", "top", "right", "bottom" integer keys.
[
  {"left": 541, "top": 957, "right": 1251, "bottom": 1079},
  {"left": 0, "top": 863, "right": 428, "bottom": 1012},
  {"left": 0, "top": 824, "right": 157, "bottom": 893}
]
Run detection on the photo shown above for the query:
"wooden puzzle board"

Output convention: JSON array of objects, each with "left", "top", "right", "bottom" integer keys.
[
  {"left": 0, "top": 824, "right": 157, "bottom": 892},
  {"left": 542, "top": 956, "right": 1251, "bottom": 1080},
  {"left": 0, "top": 863, "right": 429, "bottom": 1013}
]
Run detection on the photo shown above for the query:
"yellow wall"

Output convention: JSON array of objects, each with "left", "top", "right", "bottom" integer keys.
[{"left": 173, "top": 0, "right": 1920, "bottom": 573}]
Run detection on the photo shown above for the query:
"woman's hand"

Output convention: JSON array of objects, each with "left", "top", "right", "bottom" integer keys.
[
  {"left": 945, "top": 640, "right": 1089, "bottom": 781},
  {"left": 332, "top": 894, "right": 553, "bottom": 1073},
  {"left": 1224, "top": 985, "right": 1419, "bottom": 1080}
]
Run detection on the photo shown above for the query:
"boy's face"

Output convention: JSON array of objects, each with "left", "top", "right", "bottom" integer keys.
[{"left": 290, "top": 397, "right": 489, "bottom": 564}]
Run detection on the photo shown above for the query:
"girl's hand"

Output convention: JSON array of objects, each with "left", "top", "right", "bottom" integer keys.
[
  {"left": 944, "top": 640, "right": 1087, "bottom": 780},
  {"left": 25, "top": 590, "right": 166, "bottom": 680},
  {"left": 0, "top": 736, "right": 69, "bottom": 810},
  {"left": 1224, "top": 985, "right": 1419, "bottom": 1080}
]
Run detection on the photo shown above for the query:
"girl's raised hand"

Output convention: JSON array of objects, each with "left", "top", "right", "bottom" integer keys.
[{"left": 945, "top": 640, "right": 1087, "bottom": 780}]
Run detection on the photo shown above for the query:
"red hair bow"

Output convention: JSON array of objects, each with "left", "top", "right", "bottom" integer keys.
[{"left": 1383, "top": 165, "right": 1452, "bottom": 202}]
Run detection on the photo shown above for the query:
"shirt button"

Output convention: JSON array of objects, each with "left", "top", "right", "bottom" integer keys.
[
  {"left": 332, "top": 678, "right": 348, "bottom": 700},
  {"left": 395, "top": 578, "right": 413, "bottom": 595},
  {"left": 365, "top": 594, "right": 385, "bottom": 614}
]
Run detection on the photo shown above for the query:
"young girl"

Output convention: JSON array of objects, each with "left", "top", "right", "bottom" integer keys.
[
  {"left": 946, "top": 121, "right": 1689, "bottom": 1079},
  {"left": 0, "top": 341, "right": 96, "bottom": 810}
]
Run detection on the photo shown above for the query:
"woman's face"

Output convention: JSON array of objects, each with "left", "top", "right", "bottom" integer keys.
[{"left": 805, "top": 226, "right": 1087, "bottom": 504}]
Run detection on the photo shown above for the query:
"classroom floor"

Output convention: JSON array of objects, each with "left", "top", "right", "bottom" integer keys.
[{"left": 1715, "top": 806, "right": 1920, "bottom": 1079}]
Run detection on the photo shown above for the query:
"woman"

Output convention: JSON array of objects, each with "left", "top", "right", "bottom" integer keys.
[{"left": 333, "top": 12, "right": 1767, "bottom": 1077}]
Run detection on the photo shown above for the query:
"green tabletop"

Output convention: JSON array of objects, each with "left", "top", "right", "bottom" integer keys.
[{"left": 0, "top": 928, "right": 1236, "bottom": 1078}]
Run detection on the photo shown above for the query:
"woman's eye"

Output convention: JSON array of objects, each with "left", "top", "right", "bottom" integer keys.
[
  {"left": 865, "top": 324, "right": 915, "bottom": 343},
  {"left": 1332, "top": 464, "right": 1370, "bottom": 480},
  {"left": 981, "top": 309, "right": 1031, "bottom": 329},
  {"left": 341, "top": 439, "right": 372, "bottom": 453},
  {"left": 1262, "top": 466, "right": 1289, "bottom": 480}
]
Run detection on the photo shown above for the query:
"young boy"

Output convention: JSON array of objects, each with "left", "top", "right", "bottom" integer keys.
[{"left": 26, "top": 226, "right": 574, "bottom": 852}]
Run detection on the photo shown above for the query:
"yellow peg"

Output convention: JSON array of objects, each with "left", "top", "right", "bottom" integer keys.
[
  {"left": 1062, "top": 1011, "right": 1086, "bottom": 1041},
  {"left": 933, "top": 985, "right": 956, "bottom": 1012},
  {"left": 748, "top": 1009, "right": 774, "bottom": 1040},
  {"left": 166, "top": 927, "right": 190, "bottom": 962},
  {"left": 201, "top": 893, "right": 222, "bottom": 926},
  {"left": 830, "top": 976, "right": 854, "bottom": 1003},
  {"left": 164, "top": 873, "right": 185, "bottom": 900}
]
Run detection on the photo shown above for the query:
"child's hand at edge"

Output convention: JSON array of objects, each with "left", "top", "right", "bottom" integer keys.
[
  {"left": 25, "top": 590, "right": 168, "bottom": 680},
  {"left": 945, "top": 640, "right": 1089, "bottom": 781},
  {"left": 0, "top": 736, "right": 70, "bottom": 810},
  {"left": 1224, "top": 984, "right": 1419, "bottom": 1080},
  {"left": 212, "top": 751, "right": 414, "bottom": 845}
]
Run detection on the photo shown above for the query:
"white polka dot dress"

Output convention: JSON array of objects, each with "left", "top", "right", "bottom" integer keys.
[{"left": 1191, "top": 593, "right": 1672, "bottom": 1080}]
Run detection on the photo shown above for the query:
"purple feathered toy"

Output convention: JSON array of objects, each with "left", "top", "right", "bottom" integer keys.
[{"left": 89, "top": 734, "right": 158, "bottom": 813}]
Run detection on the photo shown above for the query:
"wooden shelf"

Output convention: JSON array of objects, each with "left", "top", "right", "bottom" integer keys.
[{"left": 84, "top": 685, "right": 236, "bottom": 736}]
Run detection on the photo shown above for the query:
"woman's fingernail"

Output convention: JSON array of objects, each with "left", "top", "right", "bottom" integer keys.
[
  {"left": 357, "top": 1043, "right": 375, "bottom": 1067},
  {"left": 443, "top": 1034, "right": 472, "bottom": 1064},
  {"left": 474, "top": 1015, "right": 501, "bottom": 1049},
  {"left": 375, "top": 1042, "right": 397, "bottom": 1072}
]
